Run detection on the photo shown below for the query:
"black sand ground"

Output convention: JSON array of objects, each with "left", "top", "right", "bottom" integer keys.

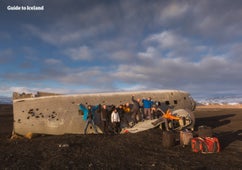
[{"left": 0, "top": 105, "right": 241, "bottom": 169}]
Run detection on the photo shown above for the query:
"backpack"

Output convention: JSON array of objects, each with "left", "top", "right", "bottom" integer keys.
[{"left": 191, "top": 137, "right": 220, "bottom": 154}]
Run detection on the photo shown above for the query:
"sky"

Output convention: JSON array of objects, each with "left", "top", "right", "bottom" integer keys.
[{"left": 0, "top": 0, "right": 242, "bottom": 99}]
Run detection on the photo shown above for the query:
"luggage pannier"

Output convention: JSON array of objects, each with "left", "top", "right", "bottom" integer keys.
[
  {"left": 198, "top": 125, "right": 213, "bottom": 137},
  {"left": 191, "top": 137, "right": 220, "bottom": 154},
  {"left": 162, "top": 131, "right": 176, "bottom": 148},
  {"left": 180, "top": 130, "right": 193, "bottom": 146}
]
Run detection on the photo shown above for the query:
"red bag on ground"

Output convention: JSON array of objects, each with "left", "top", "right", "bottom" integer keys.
[{"left": 191, "top": 137, "right": 220, "bottom": 153}]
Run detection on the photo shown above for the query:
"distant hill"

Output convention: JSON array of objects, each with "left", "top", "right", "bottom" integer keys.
[
  {"left": 196, "top": 95, "right": 242, "bottom": 105},
  {"left": 0, "top": 96, "right": 12, "bottom": 104}
]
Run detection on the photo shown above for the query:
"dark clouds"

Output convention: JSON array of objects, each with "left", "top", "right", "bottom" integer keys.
[{"left": 1, "top": 0, "right": 242, "bottom": 98}]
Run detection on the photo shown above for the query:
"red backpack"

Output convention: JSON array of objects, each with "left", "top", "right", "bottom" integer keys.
[{"left": 191, "top": 137, "right": 220, "bottom": 154}]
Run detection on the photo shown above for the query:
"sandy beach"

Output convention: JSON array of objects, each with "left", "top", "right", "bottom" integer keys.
[
  {"left": 197, "top": 103, "right": 242, "bottom": 109},
  {"left": 0, "top": 104, "right": 241, "bottom": 169}
]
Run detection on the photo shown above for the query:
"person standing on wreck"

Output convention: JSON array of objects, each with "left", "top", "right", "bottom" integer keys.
[
  {"left": 111, "top": 108, "right": 121, "bottom": 134},
  {"left": 131, "top": 95, "right": 141, "bottom": 125},
  {"left": 142, "top": 97, "right": 153, "bottom": 120},
  {"left": 100, "top": 104, "right": 108, "bottom": 134},
  {"left": 84, "top": 105, "right": 98, "bottom": 134}
]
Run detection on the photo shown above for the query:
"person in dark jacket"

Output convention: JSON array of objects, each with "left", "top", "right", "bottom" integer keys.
[
  {"left": 123, "top": 103, "right": 132, "bottom": 126},
  {"left": 100, "top": 104, "right": 108, "bottom": 134},
  {"left": 84, "top": 105, "right": 98, "bottom": 134},
  {"left": 131, "top": 95, "right": 141, "bottom": 125}
]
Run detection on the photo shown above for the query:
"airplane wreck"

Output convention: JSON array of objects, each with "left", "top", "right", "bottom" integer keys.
[{"left": 12, "top": 90, "right": 196, "bottom": 136}]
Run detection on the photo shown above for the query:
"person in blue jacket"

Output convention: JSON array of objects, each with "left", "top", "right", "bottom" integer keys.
[
  {"left": 142, "top": 97, "right": 153, "bottom": 120},
  {"left": 79, "top": 104, "right": 98, "bottom": 134}
]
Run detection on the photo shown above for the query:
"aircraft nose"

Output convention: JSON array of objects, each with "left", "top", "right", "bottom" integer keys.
[
  {"left": 191, "top": 98, "right": 196, "bottom": 111},
  {"left": 188, "top": 96, "right": 196, "bottom": 111}
]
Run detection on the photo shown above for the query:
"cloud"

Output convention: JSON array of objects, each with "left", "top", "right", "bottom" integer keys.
[
  {"left": 9, "top": 86, "right": 36, "bottom": 94},
  {"left": 112, "top": 64, "right": 148, "bottom": 82},
  {"left": 45, "top": 58, "right": 63, "bottom": 65},
  {"left": 2, "top": 72, "right": 45, "bottom": 82},
  {"left": 111, "top": 50, "right": 134, "bottom": 62},
  {"left": 64, "top": 46, "right": 92, "bottom": 61},
  {"left": 24, "top": 24, "right": 86, "bottom": 46},
  {"left": 227, "top": 43, "right": 242, "bottom": 63},
  {"left": 1, "top": 0, "right": 242, "bottom": 98},
  {"left": 142, "top": 30, "right": 198, "bottom": 61},
  {"left": 0, "top": 49, "right": 14, "bottom": 64},
  {"left": 187, "top": 1, "right": 242, "bottom": 42},
  {"left": 22, "top": 2, "right": 117, "bottom": 46},
  {"left": 138, "top": 47, "right": 157, "bottom": 60},
  {"left": 0, "top": 32, "right": 11, "bottom": 41},
  {"left": 159, "top": 2, "right": 189, "bottom": 20},
  {"left": 6, "top": 86, "right": 73, "bottom": 95},
  {"left": 145, "top": 30, "right": 189, "bottom": 50}
]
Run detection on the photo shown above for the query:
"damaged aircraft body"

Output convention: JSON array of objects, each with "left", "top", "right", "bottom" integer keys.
[{"left": 12, "top": 90, "right": 196, "bottom": 136}]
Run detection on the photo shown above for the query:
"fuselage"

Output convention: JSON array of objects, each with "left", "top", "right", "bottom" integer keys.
[{"left": 12, "top": 90, "right": 196, "bottom": 136}]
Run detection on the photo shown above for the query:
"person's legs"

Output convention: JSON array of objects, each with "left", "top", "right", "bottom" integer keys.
[
  {"left": 84, "top": 121, "right": 90, "bottom": 134},
  {"left": 140, "top": 109, "right": 145, "bottom": 121},
  {"left": 104, "top": 121, "right": 107, "bottom": 133},
  {"left": 112, "top": 122, "right": 116, "bottom": 134},
  {"left": 144, "top": 108, "right": 149, "bottom": 119},
  {"left": 147, "top": 109, "right": 152, "bottom": 120},
  {"left": 131, "top": 111, "right": 137, "bottom": 124},
  {"left": 124, "top": 114, "right": 131, "bottom": 127},
  {"left": 91, "top": 120, "right": 98, "bottom": 134},
  {"left": 101, "top": 120, "right": 107, "bottom": 133}
]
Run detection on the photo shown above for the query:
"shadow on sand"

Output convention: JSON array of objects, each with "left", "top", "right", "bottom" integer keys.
[
  {"left": 195, "top": 114, "right": 242, "bottom": 149},
  {"left": 216, "top": 130, "right": 242, "bottom": 149},
  {"left": 195, "top": 114, "right": 235, "bottom": 129}
]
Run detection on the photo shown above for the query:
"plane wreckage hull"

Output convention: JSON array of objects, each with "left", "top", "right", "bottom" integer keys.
[{"left": 13, "top": 90, "right": 196, "bottom": 136}]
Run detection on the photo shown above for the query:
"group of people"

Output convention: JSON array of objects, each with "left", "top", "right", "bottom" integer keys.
[{"left": 80, "top": 95, "right": 168, "bottom": 134}]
